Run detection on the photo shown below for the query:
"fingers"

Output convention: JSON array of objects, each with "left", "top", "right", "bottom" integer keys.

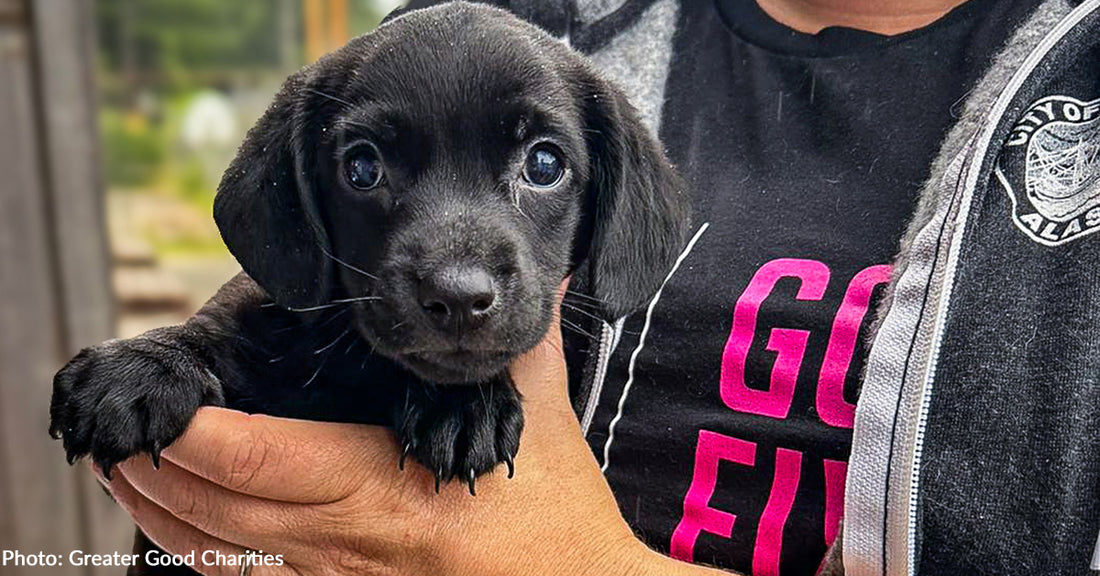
[
  {"left": 160, "top": 407, "right": 392, "bottom": 503},
  {"left": 116, "top": 456, "right": 310, "bottom": 555},
  {"left": 100, "top": 469, "right": 298, "bottom": 576}
]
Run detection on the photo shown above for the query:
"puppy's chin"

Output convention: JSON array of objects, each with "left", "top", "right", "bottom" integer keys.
[{"left": 397, "top": 350, "right": 514, "bottom": 384}]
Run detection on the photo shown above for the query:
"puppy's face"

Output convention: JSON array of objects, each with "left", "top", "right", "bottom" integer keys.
[
  {"left": 215, "top": 3, "right": 689, "bottom": 384},
  {"left": 316, "top": 33, "right": 587, "bottom": 383}
]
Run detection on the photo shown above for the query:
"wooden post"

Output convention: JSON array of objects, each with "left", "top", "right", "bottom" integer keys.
[
  {"left": 304, "top": 0, "right": 325, "bottom": 62},
  {"left": 327, "top": 0, "right": 348, "bottom": 51},
  {"left": 304, "top": 0, "right": 348, "bottom": 63},
  {"left": 0, "top": 0, "right": 130, "bottom": 574}
]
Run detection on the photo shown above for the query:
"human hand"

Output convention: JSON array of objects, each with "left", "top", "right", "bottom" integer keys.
[{"left": 97, "top": 283, "right": 728, "bottom": 576}]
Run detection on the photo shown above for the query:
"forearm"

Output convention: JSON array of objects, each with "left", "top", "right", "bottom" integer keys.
[
  {"left": 523, "top": 529, "right": 737, "bottom": 576},
  {"left": 622, "top": 542, "right": 740, "bottom": 576}
]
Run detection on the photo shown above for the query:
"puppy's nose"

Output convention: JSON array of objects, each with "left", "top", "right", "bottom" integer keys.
[{"left": 418, "top": 266, "right": 497, "bottom": 332}]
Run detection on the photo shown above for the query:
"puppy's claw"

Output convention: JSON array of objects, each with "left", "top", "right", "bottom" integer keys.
[
  {"left": 434, "top": 468, "right": 442, "bottom": 494},
  {"left": 150, "top": 446, "right": 162, "bottom": 470},
  {"left": 66, "top": 451, "right": 79, "bottom": 466},
  {"left": 97, "top": 460, "right": 114, "bottom": 482},
  {"left": 49, "top": 425, "right": 63, "bottom": 440},
  {"left": 399, "top": 443, "right": 411, "bottom": 471},
  {"left": 467, "top": 469, "right": 476, "bottom": 496},
  {"left": 505, "top": 455, "right": 515, "bottom": 479}
]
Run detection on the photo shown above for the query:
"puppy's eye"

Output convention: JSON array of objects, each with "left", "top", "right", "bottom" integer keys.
[
  {"left": 522, "top": 145, "right": 564, "bottom": 188},
  {"left": 345, "top": 147, "right": 384, "bottom": 190}
]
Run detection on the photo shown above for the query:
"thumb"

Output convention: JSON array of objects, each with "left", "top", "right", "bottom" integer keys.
[{"left": 509, "top": 278, "right": 569, "bottom": 405}]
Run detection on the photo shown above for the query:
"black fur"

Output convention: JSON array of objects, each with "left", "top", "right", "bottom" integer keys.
[{"left": 50, "top": 3, "right": 688, "bottom": 573}]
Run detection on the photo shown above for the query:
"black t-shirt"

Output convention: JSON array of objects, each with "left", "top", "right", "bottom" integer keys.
[{"left": 577, "top": 1, "right": 1042, "bottom": 574}]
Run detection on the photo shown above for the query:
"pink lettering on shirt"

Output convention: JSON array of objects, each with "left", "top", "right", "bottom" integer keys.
[
  {"left": 670, "top": 430, "right": 757, "bottom": 562},
  {"left": 720, "top": 259, "right": 831, "bottom": 419},
  {"left": 671, "top": 259, "right": 892, "bottom": 570},
  {"left": 816, "top": 264, "right": 891, "bottom": 428},
  {"left": 752, "top": 448, "right": 803, "bottom": 576}
]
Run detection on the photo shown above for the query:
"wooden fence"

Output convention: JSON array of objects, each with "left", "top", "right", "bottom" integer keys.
[{"left": 0, "top": 0, "right": 133, "bottom": 574}]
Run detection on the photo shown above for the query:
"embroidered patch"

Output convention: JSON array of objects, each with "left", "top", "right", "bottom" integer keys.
[{"left": 996, "top": 95, "right": 1100, "bottom": 246}]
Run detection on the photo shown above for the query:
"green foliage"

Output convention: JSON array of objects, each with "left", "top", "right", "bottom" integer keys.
[
  {"left": 179, "top": 156, "right": 211, "bottom": 201},
  {"left": 95, "top": 0, "right": 394, "bottom": 94},
  {"left": 100, "top": 108, "right": 165, "bottom": 187},
  {"left": 97, "top": 0, "right": 285, "bottom": 87},
  {"left": 94, "top": 0, "right": 397, "bottom": 258}
]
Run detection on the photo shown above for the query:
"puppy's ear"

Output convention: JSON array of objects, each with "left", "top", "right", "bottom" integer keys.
[
  {"left": 575, "top": 70, "right": 691, "bottom": 322},
  {"left": 214, "top": 71, "right": 333, "bottom": 309}
]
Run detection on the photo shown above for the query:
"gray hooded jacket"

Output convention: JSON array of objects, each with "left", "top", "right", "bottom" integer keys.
[
  {"left": 407, "top": 0, "right": 1100, "bottom": 573},
  {"left": 570, "top": 1, "right": 1100, "bottom": 574}
]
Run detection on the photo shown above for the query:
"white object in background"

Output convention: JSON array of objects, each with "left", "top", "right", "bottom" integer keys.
[
  {"left": 377, "top": 0, "right": 408, "bottom": 16},
  {"left": 180, "top": 91, "right": 237, "bottom": 149}
]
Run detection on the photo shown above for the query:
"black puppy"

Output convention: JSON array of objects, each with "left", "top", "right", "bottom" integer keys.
[{"left": 51, "top": 0, "right": 686, "bottom": 538}]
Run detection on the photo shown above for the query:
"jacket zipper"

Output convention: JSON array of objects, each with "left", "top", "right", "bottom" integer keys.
[
  {"left": 581, "top": 319, "right": 620, "bottom": 436},
  {"left": 903, "top": 2, "right": 1100, "bottom": 573}
]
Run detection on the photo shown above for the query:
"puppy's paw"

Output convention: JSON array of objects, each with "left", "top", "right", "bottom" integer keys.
[
  {"left": 395, "top": 380, "right": 523, "bottom": 495},
  {"left": 49, "top": 335, "right": 225, "bottom": 478}
]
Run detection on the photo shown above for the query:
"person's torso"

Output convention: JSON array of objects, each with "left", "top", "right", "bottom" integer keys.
[{"left": 574, "top": 1, "right": 1042, "bottom": 573}]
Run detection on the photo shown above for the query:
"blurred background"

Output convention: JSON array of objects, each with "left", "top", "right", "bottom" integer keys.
[
  {"left": 0, "top": 1, "right": 403, "bottom": 573},
  {"left": 101, "top": 0, "right": 403, "bottom": 336}
]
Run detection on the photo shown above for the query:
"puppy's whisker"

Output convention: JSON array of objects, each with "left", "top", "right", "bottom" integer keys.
[
  {"left": 303, "top": 87, "right": 355, "bottom": 108},
  {"left": 281, "top": 303, "right": 343, "bottom": 312},
  {"left": 331, "top": 295, "right": 382, "bottom": 304},
  {"left": 560, "top": 317, "right": 598, "bottom": 341},
  {"left": 560, "top": 301, "right": 605, "bottom": 324},
  {"left": 561, "top": 323, "right": 597, "bottom": 341},
  {"left": 561, "top": 294, "right": 601, "bottom": 310},
  {"left": 344, "top": 337, "right": 360, "bottom": 355},
  {"left": 302, "top": 358, "right": 328, "bottom": 388},
  {"left": 315, "top": 329, "right": 351, "bottom": 355},
  {"left": 318, "top": 245, "right": 379, "bottom": 281},
  {"left": 359, "top": 339, "right": 378, "bottom": 371},
  {"left": 280, "top": 296, "right": 382, "bottom": 313},
  {"left": 316, "top": 308, "right": 350, "bottom": 329},
  {"left": 564, "top": 290, "right": 607, "bottom": 304}
]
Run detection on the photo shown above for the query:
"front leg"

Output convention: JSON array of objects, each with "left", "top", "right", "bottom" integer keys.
[
  {"left": 49, "top": 273, "right": 292, "bottom": 477},
  {"left": 49, "top": 326, "right": 226, "bottom": 477},
  {"left": 395, "top": 376, "right": 524, "bottom": 495}
]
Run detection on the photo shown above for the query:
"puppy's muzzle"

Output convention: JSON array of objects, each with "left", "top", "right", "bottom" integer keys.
[{"left": 417, "top": 265, "right": 498, "bottom": 334}]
